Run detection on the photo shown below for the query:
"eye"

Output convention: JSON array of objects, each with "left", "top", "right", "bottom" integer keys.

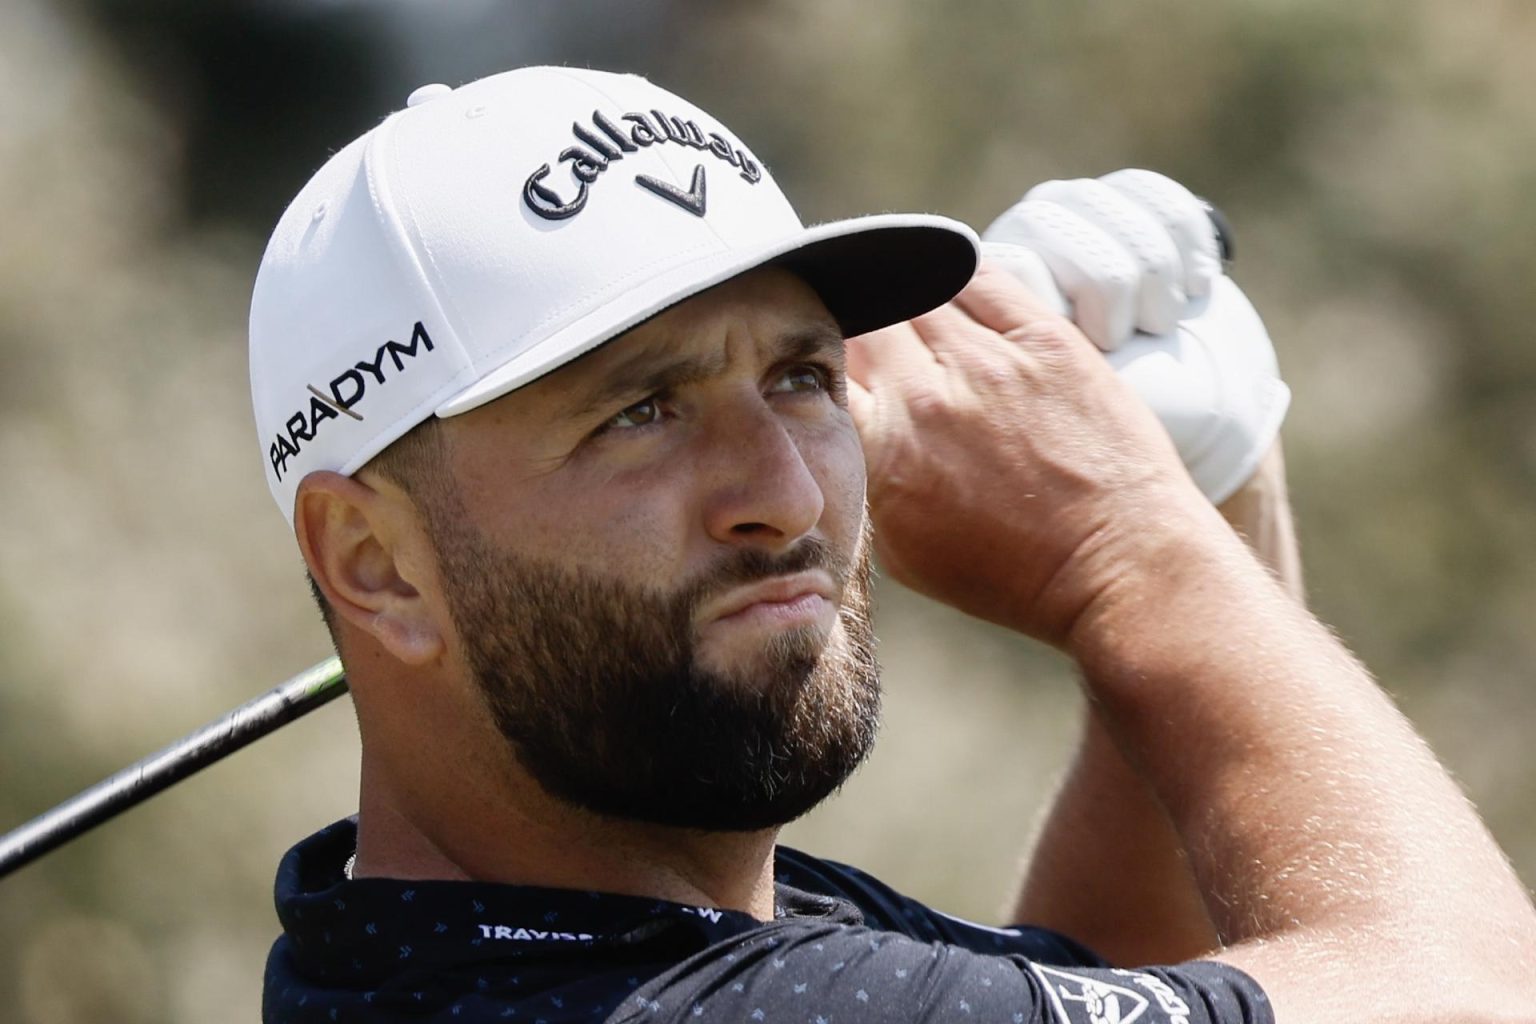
[
  {"left": 605, "top": 397, "right": 663, "bottom": 430},
  {"left": 770, "top": 364, "right": 830, "bottom": 395}
]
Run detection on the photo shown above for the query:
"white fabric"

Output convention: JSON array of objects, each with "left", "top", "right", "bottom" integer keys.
[
  {"left": 981, "top": 171, "right": 1289, "bottom": 504},
  {"left": 249, "top": 66, "right": 977, "bottom": 525}
]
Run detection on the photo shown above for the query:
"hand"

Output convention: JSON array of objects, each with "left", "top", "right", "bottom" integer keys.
[
  {"left": 846, "top": 263, "right": 1209, "bottom": 645},
  {"left": 982, "top": 170, "right": 1289, "bottom": 504}
]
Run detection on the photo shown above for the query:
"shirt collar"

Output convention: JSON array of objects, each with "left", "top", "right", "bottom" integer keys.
[{"left": 275, "top": 818, "right": 860, "bottom": 983}]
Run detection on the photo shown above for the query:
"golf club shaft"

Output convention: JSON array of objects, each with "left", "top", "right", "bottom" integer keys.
[{"left": 0, "top": 657, "right": 347, "bottom": 881}]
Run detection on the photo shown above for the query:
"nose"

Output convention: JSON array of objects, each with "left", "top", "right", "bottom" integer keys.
[{"left": 699, "top": 402, "right": 826, "bottom": 553}]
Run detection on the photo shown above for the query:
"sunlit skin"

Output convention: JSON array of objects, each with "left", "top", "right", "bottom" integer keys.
[
  {"left": 443, "top": 271, "right": 863, "bottom": 679},
  {"left": 294, "top": 268, "right": 867, "bottom": 919},
  {"left": 292, "top": 263, "right": 1536, "bottom": 1017}
]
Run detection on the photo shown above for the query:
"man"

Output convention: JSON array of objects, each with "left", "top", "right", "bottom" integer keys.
[{"left": 252, "top": 67, "right": 1536, "bottom": 1022}]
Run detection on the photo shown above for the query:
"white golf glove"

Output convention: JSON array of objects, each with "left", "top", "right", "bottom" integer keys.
[{"left": 980, "top": 168, "right": 1289, "bottom": 505}]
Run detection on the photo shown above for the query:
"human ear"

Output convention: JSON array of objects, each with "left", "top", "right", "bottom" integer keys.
[{"left": 294, "top": 470, "right": 445, "bottom": 665}]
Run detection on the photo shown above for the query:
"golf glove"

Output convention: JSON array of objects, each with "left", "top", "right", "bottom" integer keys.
[{"left": 981, "top": 169, "right": 1289, "bottom": 504}]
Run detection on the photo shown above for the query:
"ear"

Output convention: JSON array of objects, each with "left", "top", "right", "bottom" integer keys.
[{"left": 294, "top": 470, "right": 446, "bottom": 666}]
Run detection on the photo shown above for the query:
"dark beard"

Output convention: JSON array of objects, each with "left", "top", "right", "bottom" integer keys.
[{"left": 426, "top": 510, "right": 881, "bottom": 832}]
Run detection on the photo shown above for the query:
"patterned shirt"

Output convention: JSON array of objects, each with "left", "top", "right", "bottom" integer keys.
[{"left": 264, "top": 818, "right": 1272, "bottom": 1023}]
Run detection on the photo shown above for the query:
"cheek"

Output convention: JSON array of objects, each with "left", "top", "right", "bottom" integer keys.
[
  {"left": 482, "top": 414, "right": 867, "bottom": 576},
  {"left": 515, "top": 467, "right": 692, "bottom": 579},
  {"left": 802, "top": 416, "right": 868, "bottom": 545}
]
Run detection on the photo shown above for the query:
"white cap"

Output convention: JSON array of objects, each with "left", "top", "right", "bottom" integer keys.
[{"left": 250, "top": 66, "right": 979, "bottom": 524}]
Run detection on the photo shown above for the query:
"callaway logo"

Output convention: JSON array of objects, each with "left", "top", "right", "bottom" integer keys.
[
  {"left": 268, "top": 321, "right": 436, "bottom": 482},
  {"left": 523, "top": 107, "right": 762, "bottom": 221}
]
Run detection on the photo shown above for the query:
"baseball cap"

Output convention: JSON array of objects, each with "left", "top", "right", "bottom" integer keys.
[{"left": 250, "top": 66, "right": 979, "bottom": 525}]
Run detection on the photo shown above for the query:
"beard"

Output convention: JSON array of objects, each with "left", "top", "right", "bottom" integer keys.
[{"left": 424, "top": 506, "right": 881, "bottom": 833}]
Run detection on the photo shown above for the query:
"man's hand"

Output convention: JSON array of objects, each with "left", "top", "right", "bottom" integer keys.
[
  {"left": 850, "top": 256, "right": 1536, "bottom": 1019},
  {"left": 846, "top": 263, "right": 1207, "bottom": 645},
  {"left": 983, "top": 170, "right": 1290, "bottom": 505},
  {"left": 965, "top": 171, "right": 1305, "bottom": 967}
]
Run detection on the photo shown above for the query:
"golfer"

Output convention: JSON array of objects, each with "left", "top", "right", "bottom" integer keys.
[{"left": 251, "top": 66, "right": 1536, "bottom": 1022}]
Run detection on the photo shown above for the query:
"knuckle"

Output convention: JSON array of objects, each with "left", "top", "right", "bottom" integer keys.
[
  {"left": 1002, "top": 316, "right": 1077, "bottom": 352},
  {"left": 902, "top": 384, "right": 952, "bottom": 424},
  {"left": 972, "top": 360, "right": 1019, "bottom": 390}
]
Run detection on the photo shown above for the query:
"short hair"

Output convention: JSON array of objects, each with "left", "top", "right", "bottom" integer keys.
[{"left": 306, "top": 416, "right": 448, "bottom": 647}]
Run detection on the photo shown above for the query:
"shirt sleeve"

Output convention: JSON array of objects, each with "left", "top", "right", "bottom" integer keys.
[
  {"left": 773, "top": 848, "right": 1108, "bottom": 965},
  {"left": 605, "top": 920, "right": 1273, "bottom": 1024}
]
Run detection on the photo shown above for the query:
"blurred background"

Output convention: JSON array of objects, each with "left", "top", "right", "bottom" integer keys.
[{"left": 3, "top": 0, "right": 1535, "bottom": 1018}]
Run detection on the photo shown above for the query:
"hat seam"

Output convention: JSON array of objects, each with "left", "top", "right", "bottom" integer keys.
[
  {"left": 364, "top": 110, "right": 480, "bottom": 379},
  {"left": 268, "top": 116, "right": 489, "bottom": 522},
  {"left": 382, "top": 119, "right": 481, "bottom": 375}
]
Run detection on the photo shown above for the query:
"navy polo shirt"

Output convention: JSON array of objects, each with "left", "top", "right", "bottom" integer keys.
[{"left": 264, "top": 818, "right": 1272, "bottom": 1023}]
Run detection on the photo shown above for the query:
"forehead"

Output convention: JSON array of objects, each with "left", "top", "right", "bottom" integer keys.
[
  {"left": 490, "top": 267, "right": 842, "bottom": 418},
  {"left": 615, "top": 266, "right": 836, "bottom": 347}
]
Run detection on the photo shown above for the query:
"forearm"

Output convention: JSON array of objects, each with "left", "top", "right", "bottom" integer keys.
[
  {"left": 1216, "top": 445, "right": 1303, "bottom": 603},
  {"left": 851, "top": 260, "right": 1536, "bottom": 1017},
  {"left": 1012, "top": 707, "right": 1218, "bottom": 964},
  {"left": 1013, "top": 446, "right": 1298, "bottom": 964},
  {"left": 1071, "top": 495, "right": 1536, "bottom": 1016}
]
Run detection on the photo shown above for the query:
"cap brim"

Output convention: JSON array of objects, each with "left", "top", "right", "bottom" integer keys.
[{"left": 435, "top": 212, "right": 978, "bottom": 418}]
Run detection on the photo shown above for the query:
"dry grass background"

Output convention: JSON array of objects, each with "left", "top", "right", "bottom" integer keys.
[{"left": 3, "top": 1, "right": 1535, "bottom": 1019}]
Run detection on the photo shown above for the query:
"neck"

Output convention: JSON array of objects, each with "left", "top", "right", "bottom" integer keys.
[{"left": 352, "top": 751, "right": 782, "bottom": 921}]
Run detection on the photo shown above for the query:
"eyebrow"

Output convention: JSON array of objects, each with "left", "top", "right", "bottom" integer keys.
[{"left": 563, "top": 322, "right": 846, "bottom": 421}]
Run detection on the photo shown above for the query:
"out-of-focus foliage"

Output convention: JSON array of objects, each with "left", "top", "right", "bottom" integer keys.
[{"left": 2, "top": 0, "right": 1534, "bottom": 1019}]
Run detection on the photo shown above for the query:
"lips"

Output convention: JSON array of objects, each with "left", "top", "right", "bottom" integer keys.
[{"left": 698, "top": 571, "right": 839, "bottom": 626}]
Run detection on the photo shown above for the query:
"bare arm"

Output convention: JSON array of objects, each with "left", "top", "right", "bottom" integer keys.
[
  {"left": 1012, "top": 705, "right": 1218, "bottom": 965},
  {"left": 1073, "top": 487, "right": 1534, "bottom": 1017},
  {"left": 1214, "top": 444, "right": 1303, "bottom": 603},
  {"left": 848, "top": 265, "right": 1536, "bottom": 1020},
  {"left": 1011, "top": 445, "right": 1302, "bottom": 965}
]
